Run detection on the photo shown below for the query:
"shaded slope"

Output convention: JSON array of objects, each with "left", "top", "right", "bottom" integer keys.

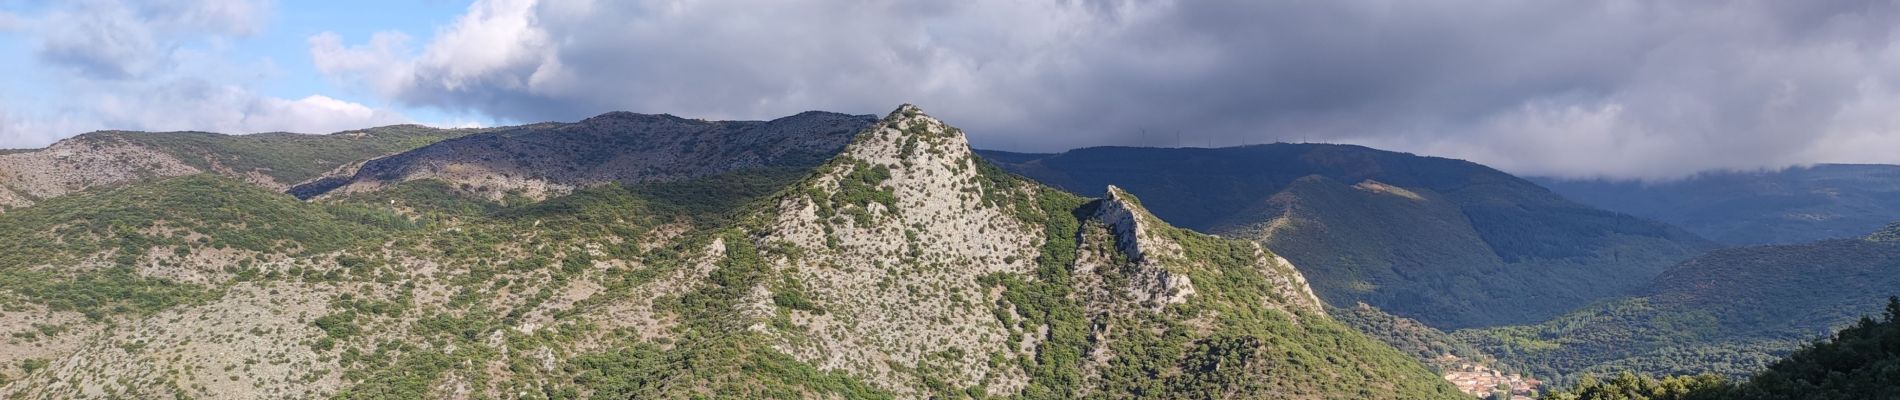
[
  {"left": 981, "top": 144, "right": 1715, "bottom": 328},
  {"left": 298, "top": 111, "right": 876, "bottom": 201},
  {"left": 1536, "top": 164, "right": 1900, "bottom": 245}
]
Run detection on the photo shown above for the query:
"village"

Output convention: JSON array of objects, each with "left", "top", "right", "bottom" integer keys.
[{"left": 1438, "top": 355, "right": 1541, "bottom": 399}]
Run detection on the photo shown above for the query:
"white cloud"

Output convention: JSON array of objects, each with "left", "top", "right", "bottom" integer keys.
[
  {"left": 312, "top": 0, "right": 1900, "bottom": 180},
  {"left": 0, "top": 105, "right": 105, "bottom": 149},
  {"left": 309, "top": 31, "right": 416, "bottom": 95},
  {"left": 244, "top": 95, "right": 410, "bottom": 134}
]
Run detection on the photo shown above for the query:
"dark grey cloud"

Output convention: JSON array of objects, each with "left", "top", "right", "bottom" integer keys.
[{"left": 314, "top": 0, "right": 1900, "bottom": 180}]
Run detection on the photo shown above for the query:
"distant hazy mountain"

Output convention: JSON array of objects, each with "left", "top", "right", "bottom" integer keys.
[
  {"left": 1534, "top": 164, "right": 1900, "bottom": 245},
  {"left": 1463, "top": 222, "right": 1900, "bottom": 383},
  {"left": 981, "top": 144, "right": 1716, "bottom": 329},
  {"left": 0, "top": 107, "right": 1462, "bottom": 399}
]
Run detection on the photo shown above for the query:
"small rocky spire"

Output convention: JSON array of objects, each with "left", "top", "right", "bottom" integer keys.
[{"left": 1096, "top": 185, "right": 1154, "bottom": 263}]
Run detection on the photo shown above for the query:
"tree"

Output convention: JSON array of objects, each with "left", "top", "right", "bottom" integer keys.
[{"left": 1489, "top": 382, "right": 1513, "bottom": 400}]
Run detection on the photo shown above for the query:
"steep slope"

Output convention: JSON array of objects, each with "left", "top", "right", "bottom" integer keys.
[
  {"left": 0, "top": 125, "right": 477, "bottom": 212},
  {"left": 981, "top": 145, "right": 1716, "bottom": 329},
  {"left": 296, "top": 111, "right": 876, "bottom": 201},
  {"left": 1535, "top": 164, "right": 1900, "bottom": 245},
  {"left": 0, "top": 106, "right": 1463, "bottom": 399},
  {"left": 1461, "top": 222, "right": 1900, "bottom": 384}
]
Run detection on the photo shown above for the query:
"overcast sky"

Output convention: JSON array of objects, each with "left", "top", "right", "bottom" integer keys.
[{"left": 3, "top": 0, "right": 1900, "bottom": 180}]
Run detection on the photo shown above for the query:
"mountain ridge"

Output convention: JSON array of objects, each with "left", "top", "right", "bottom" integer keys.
[
  {"left": 295, "top": 110, "right": 876, "bottom": 202},
  {"left": 0, "top": 125, "right": 483, "bottom": 212}
]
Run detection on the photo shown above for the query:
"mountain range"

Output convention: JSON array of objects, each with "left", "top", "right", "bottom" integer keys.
[
  {"left": 7, "top": 105, "right": 1900, "bottom": 399},
  {"left": 0, "top": 106, "right": 1464, "bottom": 399},
  {"left": 0, "top": 125, "right": 480, "bottom": 212}
]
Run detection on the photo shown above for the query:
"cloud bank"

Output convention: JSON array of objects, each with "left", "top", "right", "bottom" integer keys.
[{"left": 311, "top": 0, "right": 1900, "bottom": 180}]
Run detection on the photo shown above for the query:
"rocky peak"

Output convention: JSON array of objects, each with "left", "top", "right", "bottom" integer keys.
[
  {"left": 836, "top": 104, "right": 975, "bottom": 168},
  {"left": 751, "top": 104, "right": 1043, "bottom": 396},
  {"left": 1093, "top": 185, "right": 1162, "bottom": 264},
  {"left": 1080, "top": 185, "right": 1197, "bottom": 309}
]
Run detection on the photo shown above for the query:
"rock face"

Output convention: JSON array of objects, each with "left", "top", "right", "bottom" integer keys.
[
  {"left": 751, "top": 104, "right": 1045, "bottom": 396},
  {"left": 0, "top": 135, "right": 202, "bottom": 211},
  {"left": 1077, "top": 184, "right": 1323, "bottom": 317},
  {"left": 1087, "top": 186, "right": 1198, "bottom": 308},
  {"left": 300, "top": 111, "right": 877, "bottom": 201}
]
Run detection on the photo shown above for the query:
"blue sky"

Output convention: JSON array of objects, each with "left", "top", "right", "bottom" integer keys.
[
  {"left": 0, "top": 0, "right": 496, "bottom": 148},
  {"left": 6, "top": 0, "right": 1900, "bottom": 180},
  {"left": 231, "top": 1, "right": 460, "bottom": 109}
]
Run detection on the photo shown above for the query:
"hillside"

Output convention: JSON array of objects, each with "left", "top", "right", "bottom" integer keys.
[
  {"left": 0, "top": 125, "right": 480, "bottom": 212},
  {"left": 980, "top": 145, "right": 1715, "bottom": 329},
  {"left": 0, "top": 106, "right": 1463, "bottom": 399},
  {"left": 1461, "top": 223, "right": 1900, "bottom": 384},
  {"left": 1535, "top": 164, "right": 1900, "bottom": 245},
  {"left": 292, "top": 111, "right": 876, "bottom": 201},
  {"left": 1549, "top": 297, "right": 1900, "bottom": 400}
]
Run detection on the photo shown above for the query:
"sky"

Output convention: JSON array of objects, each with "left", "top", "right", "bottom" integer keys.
[{"left": 3, "top": 0, "right": 1900, "bottom": 180}]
